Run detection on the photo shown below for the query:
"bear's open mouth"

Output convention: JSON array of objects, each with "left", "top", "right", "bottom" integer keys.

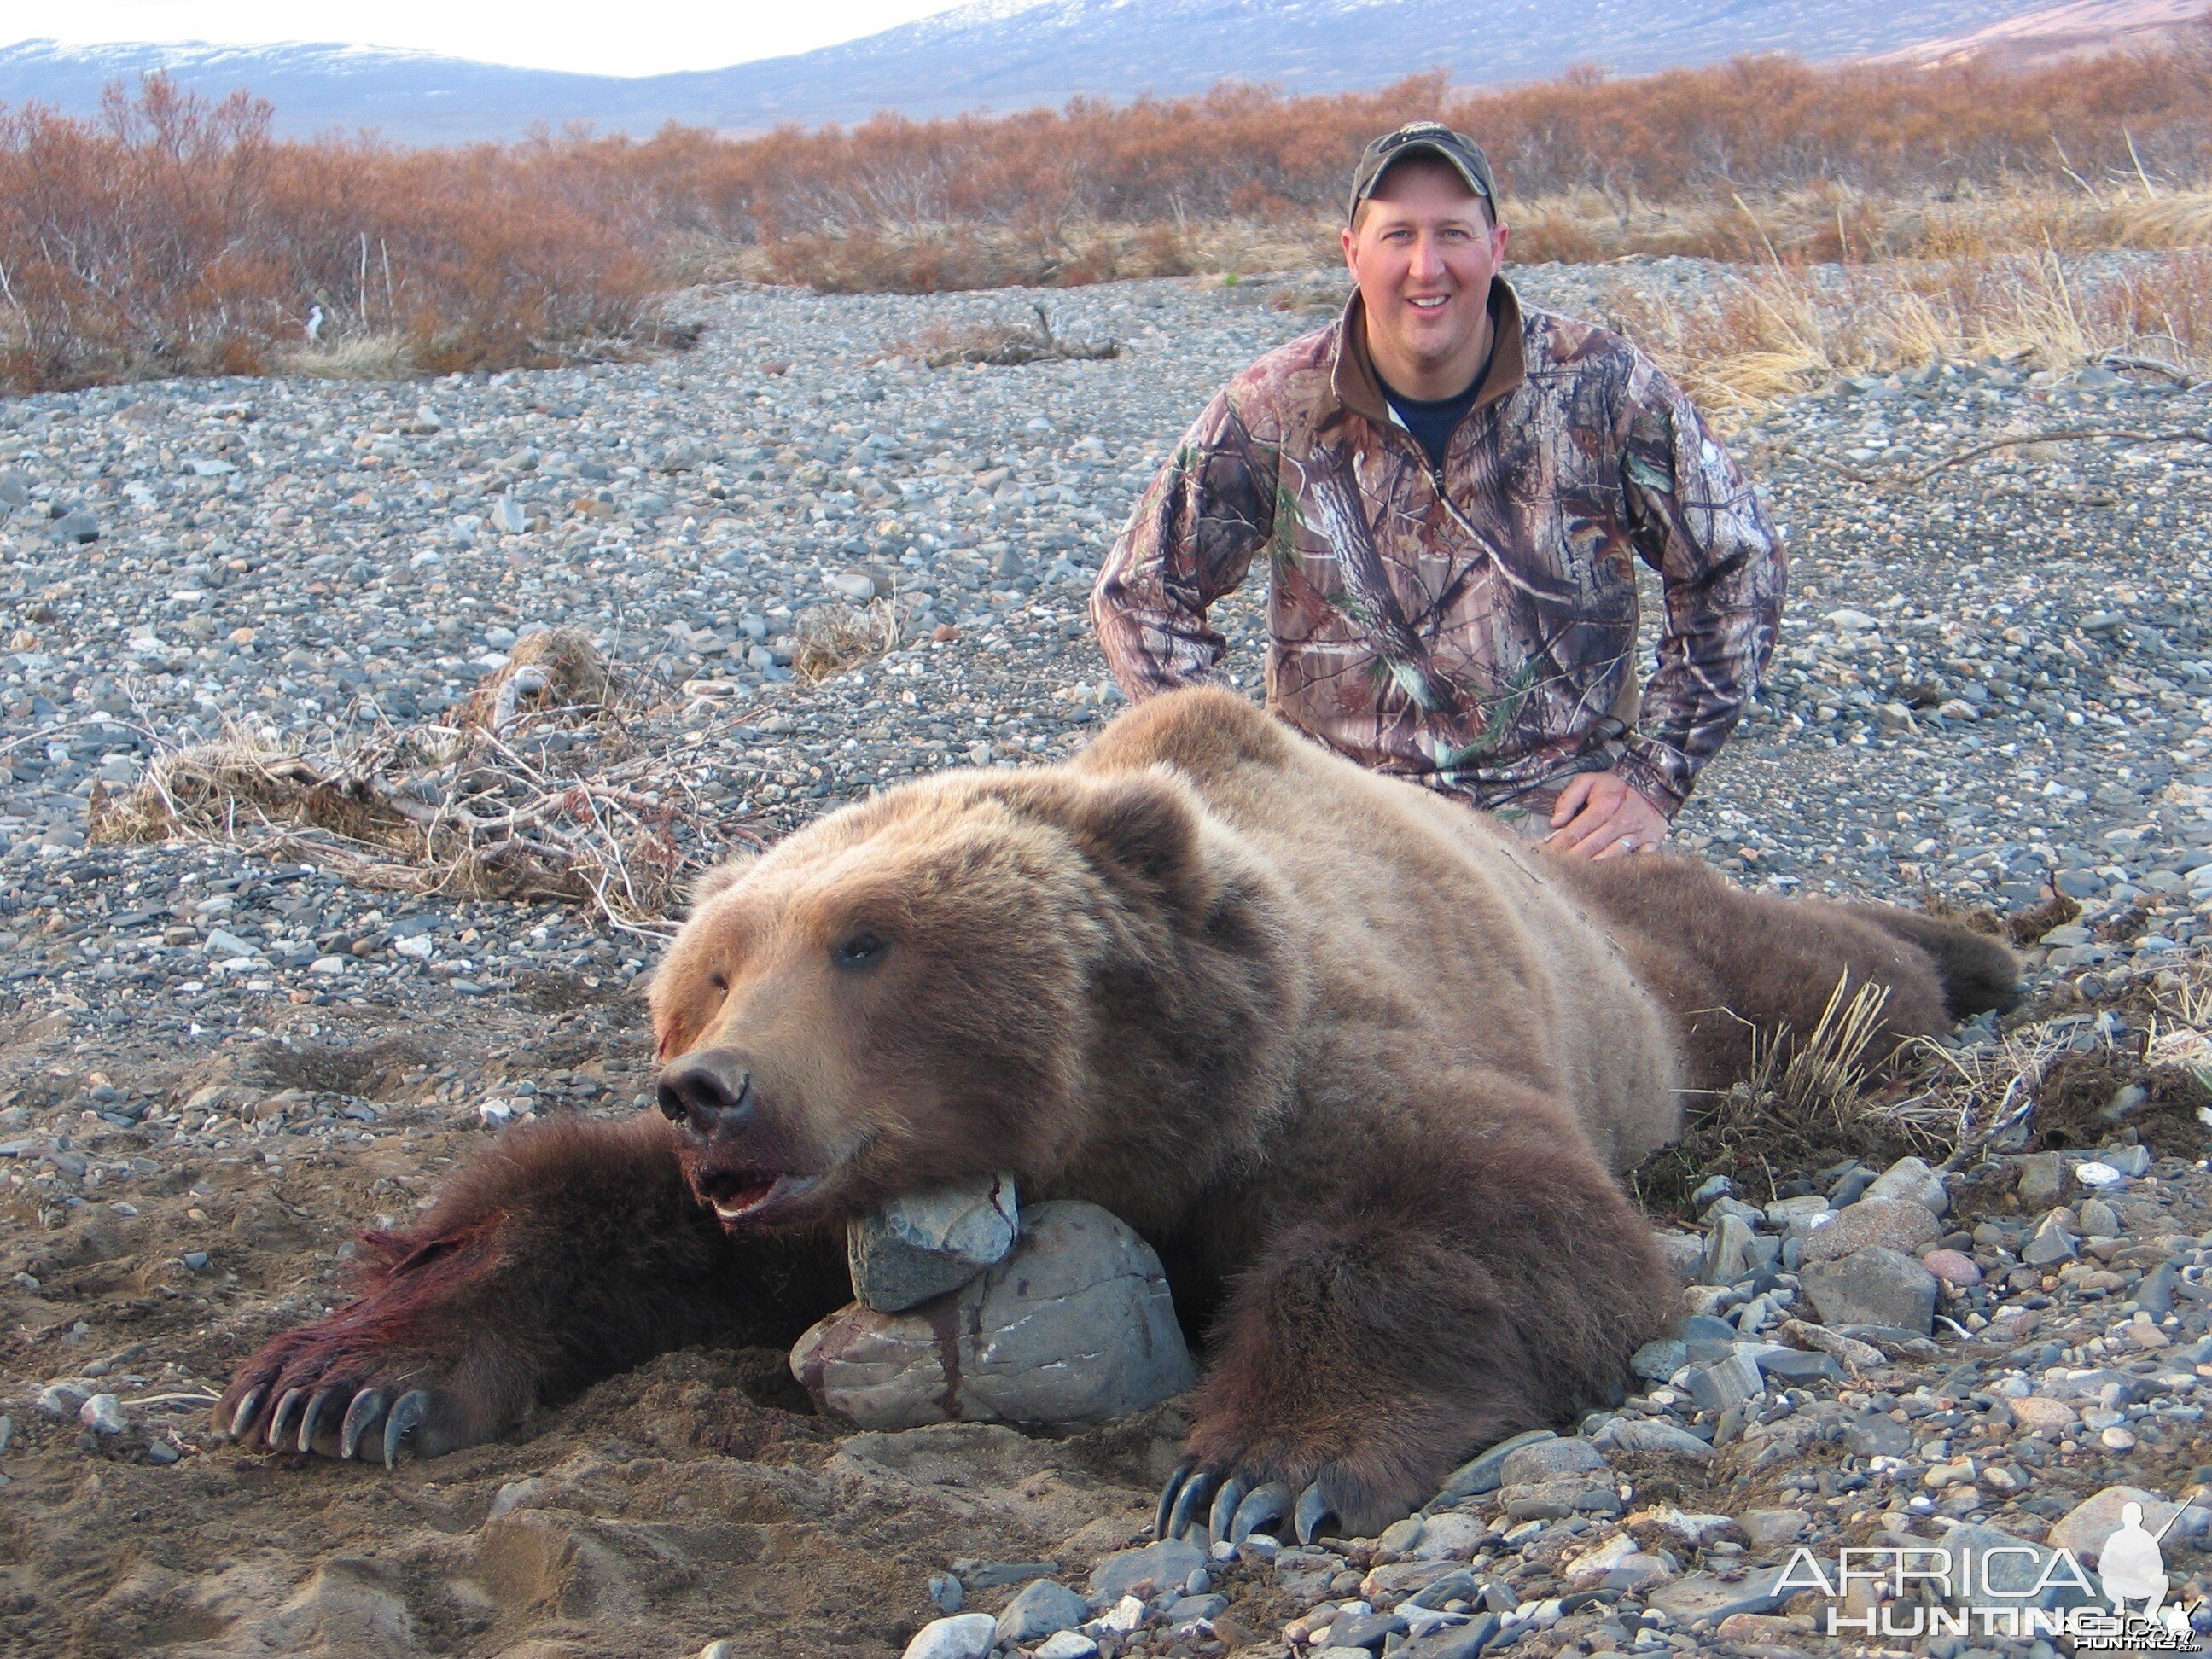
[{"left": 698, "top": 1168, "right": 822, "bottom": 1222}]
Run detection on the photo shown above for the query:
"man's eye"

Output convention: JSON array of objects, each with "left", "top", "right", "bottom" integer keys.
[{"left": 832, "top": 934, "right": 888, "bottom": 969}]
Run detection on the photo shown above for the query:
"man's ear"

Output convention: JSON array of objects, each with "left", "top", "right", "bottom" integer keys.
[{"left": 690, "top": 849, "right": 759, "bottom": 910}]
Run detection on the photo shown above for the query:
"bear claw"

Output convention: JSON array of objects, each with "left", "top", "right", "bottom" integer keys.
[
  {"left": 382, "top": 1389, "right": 432, "bottom": 1470},
  {"left": 269, "top": 1387, "right": 307, "bottom": 1449},
  {"left": 1155, "top": 1458, "right": 1196, "bottom": 1542},
  {"left": 340, "top": 1388, "right": 388, "bottom": 1461},
  {"left": 1207, "top": 1475, "right": 1248, "bottom": 1541},
  {"left": 1229, "top": 1481, "right": 1293, "bottom": 1543},
  {"left": 1294, "top": 1482, "right": 1338, "bottom": 1546},
  {"left": 1166, "top": 1467, "right": 1218, "bottom": 1540},
  {"left": 299, "top": 1387, "right": 337, "bottom": 1453},
  {"left": 228, "top": 1386, "right": 265, "bottom": 1442}
]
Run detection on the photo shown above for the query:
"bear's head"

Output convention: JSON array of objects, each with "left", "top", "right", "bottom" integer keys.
[{"left": 649, "top": 763, "right": 1298, "bottom": 1233}]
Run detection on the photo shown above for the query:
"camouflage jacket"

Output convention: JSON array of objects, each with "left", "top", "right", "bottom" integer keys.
[{"left": 1090, "top": 280, "right": 1785, "bottom": 818}]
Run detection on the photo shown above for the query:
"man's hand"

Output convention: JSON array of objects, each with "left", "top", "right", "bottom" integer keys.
[{"left": 1544, "top": 771, "right": 1670, "bottom": 860}]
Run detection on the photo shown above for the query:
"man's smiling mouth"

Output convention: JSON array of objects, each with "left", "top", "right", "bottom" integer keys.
[{"left": 1408, "top": 295, "right": 1451, "bottom": 310}]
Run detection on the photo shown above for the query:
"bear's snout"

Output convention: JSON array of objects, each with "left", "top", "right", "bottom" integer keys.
[{"left": 656, "top": 1047, "right": 757, "bottom": 1141}]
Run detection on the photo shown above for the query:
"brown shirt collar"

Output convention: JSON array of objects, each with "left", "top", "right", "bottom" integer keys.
[{"left": 1330, "top": 276, "right": 1528, "bottom": 426}]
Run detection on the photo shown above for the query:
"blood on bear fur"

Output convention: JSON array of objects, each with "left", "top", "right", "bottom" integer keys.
[{"left": 218, "top": 688, "right": 2016, "bottom": 1534}]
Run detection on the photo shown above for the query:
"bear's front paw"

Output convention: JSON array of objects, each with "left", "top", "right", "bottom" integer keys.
[{"left": 217, "top": 1318, "right": 501, "bottom": 1468}]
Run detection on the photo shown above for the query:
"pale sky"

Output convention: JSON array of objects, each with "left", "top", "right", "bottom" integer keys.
[{"left": 0, "top": 1, "right": 972, "bottom": 78}]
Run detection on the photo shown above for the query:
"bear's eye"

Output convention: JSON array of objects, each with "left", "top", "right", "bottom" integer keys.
[
  {"left": 707, "top": 971, "right": 728, "bottom": 994},
  {"left": 831, "top": 932, "right": 888, "bottom": 970}
]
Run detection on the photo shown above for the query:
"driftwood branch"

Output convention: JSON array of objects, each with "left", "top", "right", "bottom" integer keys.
[{"left": 1819, "top": 426, "right": 2212, "bottom": 488}]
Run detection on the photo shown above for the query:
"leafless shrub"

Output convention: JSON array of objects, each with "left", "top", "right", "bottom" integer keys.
[
  {"left": 88, "top": 642, "right": 721, "bottom": 934},
  {"left": 894, "top": 301, "right": 1119, "bottom": 368}
]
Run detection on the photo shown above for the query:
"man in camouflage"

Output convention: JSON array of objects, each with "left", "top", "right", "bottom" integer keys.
[{"left": 1091, "top": 121, "right": 1785, "bottom": 857}]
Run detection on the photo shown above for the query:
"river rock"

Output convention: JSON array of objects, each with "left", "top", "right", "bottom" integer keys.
[
  {"left": 1498, "top": 1435, "right": 1610, "bottom": 1486},
  {"left": 1590, "top": 1418, "right": 1714, "bottom": 1460},
  {"left": 1698, "top": 1213, "right": 1756, "bottom": 1285},
  {"left": 792, "top": 1200, "right": 1194, "bottom": 1429},
  {"left": 1861, "top": 1155, "right": 1947, "bottom": 1215},
  {"left": 847, "top": 1172, "right": 1018, "bottom": 1313},
  {"left": 1090, "top": 1539, "right": 1206, "bottom": 1603},
  {"left": 1433, "top": 1429, "right": 1557, "bottom": 1499},
  {"left": 996, "top": 1577, "right": 1089, "bottom": 1643},
  {"left": 1799, "top": 1197, "right": 1941, "bottom": 1266},
  {"left": 1941, "top": 1523, "right": 2101, "bottom": 1611},
  {"left": 901, "top": 1613, "right": 999, "bottom": 1659},
  {"left": 1800, "top": 1246, "right": 1938, "bottom": 1334},
  {"left": 2048, "top": 1484, "right": 2193, "bottom": 1560}
]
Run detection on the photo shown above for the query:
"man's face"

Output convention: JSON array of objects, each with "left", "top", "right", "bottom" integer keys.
[{"left": 1342, "top": 160, "right": 1508, "bottom": 385}]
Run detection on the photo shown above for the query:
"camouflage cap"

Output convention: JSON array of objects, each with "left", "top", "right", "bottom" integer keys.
[{"left": 1347, "top": 121, "right": 1497, "bottom": 221}]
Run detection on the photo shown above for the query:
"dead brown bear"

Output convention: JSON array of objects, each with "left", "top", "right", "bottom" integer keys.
[{"left": 218, "top": 688, "right": 2015, "bottom": 1540}]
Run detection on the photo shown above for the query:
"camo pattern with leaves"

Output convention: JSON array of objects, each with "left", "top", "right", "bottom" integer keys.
[{"left": 1091, "top": 286, "right": 1785, "bottom": 817}]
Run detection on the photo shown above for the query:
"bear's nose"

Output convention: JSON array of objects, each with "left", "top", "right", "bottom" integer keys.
[{"left": 655, "top": 1049, "right": 756, "bottom": 1138}]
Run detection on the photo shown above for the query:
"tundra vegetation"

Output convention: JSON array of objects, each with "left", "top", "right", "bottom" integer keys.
[{"left": 3, "top": 35, "right": 2211, "bottom": 393}]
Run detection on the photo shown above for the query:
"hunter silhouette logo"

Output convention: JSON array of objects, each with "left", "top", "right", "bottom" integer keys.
[
  {"left": 2104, "top": 1501, "right": 2174, "bottom": 1619},
  {"left": 1776, "top": 1490, "right": 2204, "bottom": 1648}
]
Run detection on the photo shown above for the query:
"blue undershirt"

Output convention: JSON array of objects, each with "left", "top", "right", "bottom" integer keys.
[
  {"left": 1381, "top": 378, "right": 1479, "bottom": 472},
  {"left": 1377, "top": 316, "right": 1498, "bottom": 470}
]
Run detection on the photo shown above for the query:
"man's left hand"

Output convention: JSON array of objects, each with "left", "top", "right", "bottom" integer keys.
[{"left": 1544, "top": 771, "right": 1670, "bottom": 860}]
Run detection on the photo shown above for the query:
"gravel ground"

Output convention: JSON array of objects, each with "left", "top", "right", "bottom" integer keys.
[{"left": 2, "top": 261, "right": 2211, "bottom": 1657}]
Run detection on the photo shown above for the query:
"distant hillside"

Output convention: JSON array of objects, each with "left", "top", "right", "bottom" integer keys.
[
  {"left": 1873, "top": 0, "right": 2209, "bottom": 69},
  {"left": 4, "top": 1, "right": 2068, "bottom": 144}
]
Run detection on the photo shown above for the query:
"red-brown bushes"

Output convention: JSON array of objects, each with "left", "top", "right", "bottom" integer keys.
[
  {"left": 10, "top": 33, "right": 2212, "bottom": 388},
  {"left": 0, "top": 78, "right": 660, "bottom": 391}
]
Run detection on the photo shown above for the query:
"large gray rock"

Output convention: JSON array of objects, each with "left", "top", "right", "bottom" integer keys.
[
  {"left": 1643, "top": 1563, "right": 1792, "bottom": 1622},
  {"left": 2013, "top": 1152, "right": 2064, "bottom": 1208},
  {"left": 1433, "top": 1429, "right": 1557, "bottom": 1499},
  {"left": 1799, "top": 1197, "right": 1941, "bottom": 1266},
  {"left": 793, "top": 1201, "right": 1195, "bottom": 1429},
  {"left": 1650, "top": 1231, "right": 1703, "bottom": 1286},
  {"left": 996, "top": 1578, "right": 1089, "bottom": 1644},
  {"left": 847, "top": 1173, "right": 1019, "bottom": 1313},
  {"left": 1499, "top": 1435, "right": 1610, "bottom": 1487},
  {"left": 1089, "top": 1539, "right": 1206, "bottom": 1603},
  {"left": 901, "top": 1614, "right": 999, "bottom": 1659},
  {"left": 1801, "top": 1247, "right": 1938, "bottom": 1335},
  {"left": 1590, "top": 1417, "right": 1714, "bottom": 1460},
  {"left": 2049, "top": 1485, "right": 2197, "bottom": 1561},
  {"left": 1941, "top": 1524, "right": 2100, "bottom": 1612},
  {"left": 1861, "top": 1155, "right": 1947, "bottom": 1216},
  {"left": 1698, "top": 1213, "right": 1757, "bottom": 1286},
  {"left": 2021, "top": 1209, "right": 2079, "bottom": 1266}
]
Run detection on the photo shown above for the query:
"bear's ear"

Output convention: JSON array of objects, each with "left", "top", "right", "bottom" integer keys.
[
  {"left": 1057, "top": 770, "right": 1213, "bottom": 915},
  {"left": 690, "top": 850, "right": 759, "bottom": 911}
]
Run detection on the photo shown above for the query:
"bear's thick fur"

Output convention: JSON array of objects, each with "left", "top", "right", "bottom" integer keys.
[{"left": 218, "top": 689, "right": 2016, "bottom": 1534}]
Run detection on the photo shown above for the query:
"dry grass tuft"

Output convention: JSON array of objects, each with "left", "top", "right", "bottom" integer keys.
[
  {"left": 1636, "top": 925, "right": 2212, "bottom": 1220},
  {"left": 276, "top": 333, "right": 416, "bottom": 381},
  {"left": 790, "top": 599, "right": 900, "bottom": 685},
  {"left": 1752, "top": 976, "right": 1896, "bottom": 1121},
  {"left": 1602, "top": 248, "right": 2212, "bottom": 410}
]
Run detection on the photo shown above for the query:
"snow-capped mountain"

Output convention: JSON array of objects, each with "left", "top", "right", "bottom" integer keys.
[{"left": 2, "top": 1, "right": 2065, "bottom": 144}]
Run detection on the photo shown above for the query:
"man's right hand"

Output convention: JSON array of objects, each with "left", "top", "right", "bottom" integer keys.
[{"left": 1543, "top": 771, "right": 1670, "bottom": 860}]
